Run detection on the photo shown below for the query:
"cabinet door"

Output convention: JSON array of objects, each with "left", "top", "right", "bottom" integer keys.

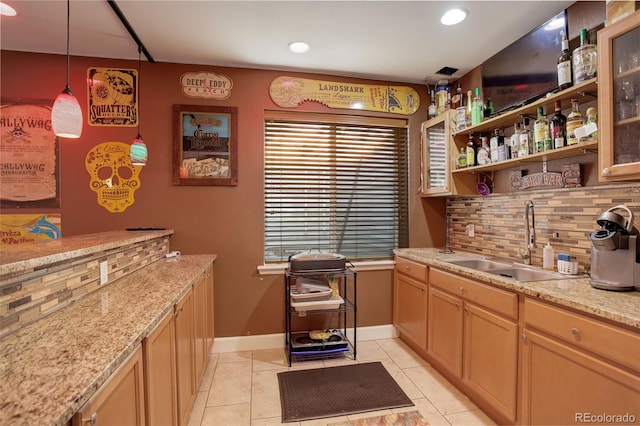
[
  {"left": 463, "top": 303, "right": 518, "bottom": 423},
  {"left": 205, "top": 265, "right": 215, "bottom": 354},
  {"left": 73, "top": 345, "right": 145, "bottom": 426},
  {"left": 521, "top": 329, "right": 640, "bottom": 425},
  {"left": 420, "top": 112, "right": 453, "bottom": 196},
  {"left": 175, "top": 290, "right": 195, "bottom": 426},
  {"left": 598, "top": 10, "right": 640, "bottom": 181},
  {"left": 427, "top": 287, "right": 463, "bottom": 378},
  {"left": 393, "top": 272, "right": 428, "bottom": 351},
  {"left": 143, "top": 310, "right": 178, "bottom": 426},
  {"left": 193, "top": 274, "right": 207, "bottom": 382}
]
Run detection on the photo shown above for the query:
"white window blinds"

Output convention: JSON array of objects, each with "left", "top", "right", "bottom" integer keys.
[{"left": 264, "top": 112, "right": 409, "bottom": 263}]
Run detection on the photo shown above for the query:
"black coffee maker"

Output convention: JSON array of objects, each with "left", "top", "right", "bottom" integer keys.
[{"left": 589, "top": 205, "right": 639, "bottom": 291}]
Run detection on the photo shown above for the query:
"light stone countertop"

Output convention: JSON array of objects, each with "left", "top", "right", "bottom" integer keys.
[
  {"left": 0, "top": 229, "right": 174, "bottom": 276},
  {"left": 0, "top": 253, "right": 216, "bottom": 426},
  {"left": 394, "top": 248, "right": 640, "bottom": 330}
]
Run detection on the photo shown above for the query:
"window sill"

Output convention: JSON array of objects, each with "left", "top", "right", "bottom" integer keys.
[{"left": 257, "top": 259, "right": 395, "bottom": 276}]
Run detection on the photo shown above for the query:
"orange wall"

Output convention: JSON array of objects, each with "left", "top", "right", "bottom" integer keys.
[{"left": 1, "top": 50, "right": 444, "bottom": 336}]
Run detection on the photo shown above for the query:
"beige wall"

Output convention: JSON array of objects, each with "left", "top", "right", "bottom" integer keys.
[{"left": 1, "top": 50, "right": 442, "bottom": 337}]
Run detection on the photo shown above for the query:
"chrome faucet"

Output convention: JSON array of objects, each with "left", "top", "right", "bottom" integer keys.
[{"left": 518, "top": 200, "right": 536, "bottom": 265}]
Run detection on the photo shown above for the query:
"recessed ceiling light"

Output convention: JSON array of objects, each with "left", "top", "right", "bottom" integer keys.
[
  {"left": 288, "top": 41, "right": 310, "bottom": 54},
  {"left": 0, "top": 2, "right": 17, "bottom": 16},
  {"left": 441, "top": 8, "right": 467, "bottom": 26}
]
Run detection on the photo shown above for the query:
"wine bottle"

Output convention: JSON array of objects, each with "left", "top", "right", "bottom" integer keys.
[
  {"left": 557, "top": 34, "right": 572, "bottom": 90},
  {"left": 533, "top": 107, "right": 548, "bottom": 153},
  {"left": 519, "top": 118, "right": 532, "bottom": 157},
  {"left": 565, "top": 99, "right": 583, "bottom": 145},
  {"left": 550, "top": 100, "right": 567, "bottom": 149},
  {"left": 465, "top": 90, "right": 473, "bottom": 128},
  {"left": 477, "top": 136, "right": 491, "bottom": 165},
  {"left": 466, "top": 133, "right": 476, "bottom": 167},
  {"left": 428, "top": 90, "right": 436, "bottom": 119},
  {"left": 510, "top": 123, "right": 521, "bottom": 159}
]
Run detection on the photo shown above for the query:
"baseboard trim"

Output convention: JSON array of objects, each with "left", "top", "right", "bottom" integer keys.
[{"left": 211, "top": 324, "right": 398, "bottom": 353}]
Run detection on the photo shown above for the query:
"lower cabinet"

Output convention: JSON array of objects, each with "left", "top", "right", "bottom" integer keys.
[
  {"left": 193, "top": 273, "right": 207, "bottom": 382},
  {"left": 175, "top": 288, "right": 196, "bottom": 426},
  {"left": 143, "top": 310, "right": 178, "bottom": 426},
  {"left": 428, "top": 268, "right": 518, "bottom": 424},
  {"left": 72, "top": 345, "right": 145, "bottom": 426},
  {"left": 393, "top": 271, "right": 428, "bottom": 351},
  {"left": 521, "top": 298, "right": 640, "bottom": 425}
]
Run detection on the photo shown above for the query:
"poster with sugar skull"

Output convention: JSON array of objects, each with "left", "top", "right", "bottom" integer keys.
[{"left": 85, "top": 142, "right": 142, "bottom": 212}]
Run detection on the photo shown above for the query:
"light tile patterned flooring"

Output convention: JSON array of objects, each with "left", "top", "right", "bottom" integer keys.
[{"left": 188, "top": 338, "right": 497, "bottom": 426}]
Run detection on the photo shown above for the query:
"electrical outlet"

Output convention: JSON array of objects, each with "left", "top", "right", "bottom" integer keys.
[
  {"left": 100, "top": 261, "right": 108, "bottom": 285},
  {"left": 467, "top": 224, "right": 475, "bottom": 237}
]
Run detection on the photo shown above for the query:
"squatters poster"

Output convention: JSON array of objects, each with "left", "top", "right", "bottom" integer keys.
[
  {"left": 88, "top": 68, "right": 138, "bottom": 126},
  {"left": 0, "top": 103, "right": 60, "bottom": 208}
]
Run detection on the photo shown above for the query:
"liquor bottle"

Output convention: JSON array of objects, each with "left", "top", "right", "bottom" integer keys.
[
  {"left": 550, "top": 100, "right": 567, "bottom": 149},
  {"left": 457, "top": 147, "right": 467, "bottom": 168},
  {"left": 496, "top": 129, "right": 507, "bottom": 161},
  {"left": 428, "top": 90, "right": 436, "bottom": 119},
  {"left": 557, "top": 34, "right": 572, "bottom": 90},
  {"left": 533, "top": 107, "right": 548, "bottom": 153},
  {"left": 477, "top": 136, "right": 491, "bottom": 165},
  {"left": 510, "top": 123, "right": 521, "bottom": 159},
  {"left": 484, "top": 98, "right": 494, "bottom": 118},
  {"left": 445, "top": 91, "right": 452, "bottom": 111},
  {"left": 465, "top": 90, "right": 473, "bottom": 127},
  {"left": 466, "top": 133, "right": 476, "bottom": 167},
  {"left": 490, "top": 128, "right": 504, "bottom": 162},
  {"left": 471, "top": 87, "right": 484, "bottom": 126},
  {"left": 519, "top": 118, "right": 532, "bottom": 157},
  {"left": 451, "top": 84, "right": 462, "bottom": 110},
  {"left": 573, "top": 28, "right": 597, "bottom": 84},
  {"left": 544, "top": 127, "right": 553, "bottom": 152},
  {"left": 565, "top": 99, "right": 583, "bottom": 145}
]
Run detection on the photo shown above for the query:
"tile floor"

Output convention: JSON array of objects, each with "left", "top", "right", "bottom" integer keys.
[{"left": 187, "top": 338, "right": 497, "bottom": 426}]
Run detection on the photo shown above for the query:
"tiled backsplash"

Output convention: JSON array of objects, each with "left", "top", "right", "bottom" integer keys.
[
  {"left": 447, "top": 182, "right": 640, "bottom": 274},
  {"left": 0, "top": 236, "right": 169, "bottom": 337}
]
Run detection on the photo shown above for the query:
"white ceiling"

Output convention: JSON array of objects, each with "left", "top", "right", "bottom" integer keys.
[{"left": 1, "top": 0, "right": 574, "bottom": 85}]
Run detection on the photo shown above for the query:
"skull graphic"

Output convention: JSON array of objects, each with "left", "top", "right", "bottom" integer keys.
[{"left": 85, "top": 142, "right": 142, "bottom": 212}]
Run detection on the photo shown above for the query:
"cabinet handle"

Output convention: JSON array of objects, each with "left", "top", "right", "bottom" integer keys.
[
  {"left": 175, "top": 306, "right": 184, "bottom": 317},
  {"left": 464, "top": 306, "right": 469, "bottom": 312},
  {"left": 454, "top": 303, "right": 460, "bottom": 309},
  {"left": 84, "top": 412, "right": 97, "bottom": 425},
  {"left": 571, "top": 327, "right": 580, "bottom": 338},
  {"left": 459, "top": 286, "right": 464, "bottom": 293},
  {"left": 602, "top": 167, "right": 611, "bottom": 175},
  {"left": 521, "top": 333, "right": 528, "bottom": 343}
]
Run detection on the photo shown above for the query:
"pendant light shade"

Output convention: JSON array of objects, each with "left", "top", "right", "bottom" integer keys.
[
  {"left": 52, "top": 0, "right": 83, "bottom": 139},
  {"left": 52, "top": 86, "right": 82, "bottom": 138},
  {"left": 130, "top": 134, "right": 148, "bottom": 166}
]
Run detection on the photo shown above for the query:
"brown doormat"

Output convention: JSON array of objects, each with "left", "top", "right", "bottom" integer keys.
[{"left": 277, "top": 362, "right": 414, "bottom": 423}]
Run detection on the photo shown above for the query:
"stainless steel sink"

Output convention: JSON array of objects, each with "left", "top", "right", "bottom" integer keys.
[
  {"left": 443, "top": 258, "right": 512, "bottom": 271},
  {"left": 485, "top": 267, "right": 572, "bottom": 282}
]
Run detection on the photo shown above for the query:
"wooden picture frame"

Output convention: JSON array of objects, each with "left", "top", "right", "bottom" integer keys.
[{"left": 172, "top": 104, "right": 238, "bottom": 186}]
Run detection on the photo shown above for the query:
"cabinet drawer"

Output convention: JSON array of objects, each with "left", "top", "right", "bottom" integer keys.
[
  {"left": 395, "top": 257, "right": 427, "bottom": 282},
  {"left": 524, "top": 298, "right": 640, "bottom": 372},
  {"left": 430, "top": 268, "right": 517, "bottom": 319}
]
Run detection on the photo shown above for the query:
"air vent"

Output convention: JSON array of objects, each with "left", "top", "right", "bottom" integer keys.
[{"left": 436, "top": 66, "right": 458, "bottom": 76}]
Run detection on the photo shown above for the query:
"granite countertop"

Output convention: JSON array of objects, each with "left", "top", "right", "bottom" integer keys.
[
  {"left": 394, "top": 248, "right": 640, "bottom": 330},
  {"left": 0, "top": 254, "right": 216, "bottom": 426},
  {"left": 0, "top": 229, "right": 174, "bottom": 276}
]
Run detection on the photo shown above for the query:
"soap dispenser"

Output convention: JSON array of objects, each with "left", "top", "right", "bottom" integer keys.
[{"left": 543, "top": 242, "right": 555, "bottom": 271}]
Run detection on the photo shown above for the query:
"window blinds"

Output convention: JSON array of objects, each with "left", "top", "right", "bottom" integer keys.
[{"left": 264, "top": 113, "right": 409, "bottom": 263}]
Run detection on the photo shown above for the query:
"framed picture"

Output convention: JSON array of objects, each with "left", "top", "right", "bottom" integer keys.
[{"left": 172, "top": 104, "right": 238, "bottom": 186}]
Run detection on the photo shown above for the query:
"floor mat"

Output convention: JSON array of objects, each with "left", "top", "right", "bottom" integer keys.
[{"left": 277, "top": 361, "right": 414, "bottom": 422}]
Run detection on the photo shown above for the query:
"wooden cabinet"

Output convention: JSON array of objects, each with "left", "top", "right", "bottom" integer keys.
[
  {"left": 174, "top": 290, "right": 195, "bottom": 426},
  {"left": 427, "top": 286, "right": 463, "bottom": 377},
  {"left": 205, "top": 265, "right": 215, "bottom": 353},
  {"left": 143, "top": 311, "right": 178, "bottom": 426},
  {"left": 597, "top": 10, "right": 640, "bottom": 181},
  {"left": 73, "top": 345, "right": 145, "bottom": 426},
  {"left": 521, "top": 298, "right": 640, "bottom": 425},
  {"left": 393, "top": 258, "right": 428, "bottom": 351},
  {"left": 429, "top": 268, "right": 518, "bottom": 423},
  {"left": 193, "top": 273, "right": 207, "bottom": 382}
]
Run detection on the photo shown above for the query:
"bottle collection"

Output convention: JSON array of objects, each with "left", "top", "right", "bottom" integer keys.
[
  {"left": 456, "top": 101, "right": 597, "bottom": 169},
  {"left": 431, "top": 28, "right": 597, "bottom": 135}
]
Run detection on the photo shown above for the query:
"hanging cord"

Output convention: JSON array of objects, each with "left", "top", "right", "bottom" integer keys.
[
  {"left": 65, "top": 0, "right": 70, "bottom": 88},
  {"left": 136, "top": 44, "right": 141, "bottom": 138}
]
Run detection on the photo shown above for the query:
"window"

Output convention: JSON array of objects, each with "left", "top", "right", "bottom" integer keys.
[{"left": 264, "top": 112, "right": 409, "bottom": 263}]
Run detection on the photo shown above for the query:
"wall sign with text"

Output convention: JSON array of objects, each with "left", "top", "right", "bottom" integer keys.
[
  {"left": 87, "top": 68, "right": 138, "bottom": 127},
  {"left": 181, "top": 71, "right": 233, "bottom": 100}
]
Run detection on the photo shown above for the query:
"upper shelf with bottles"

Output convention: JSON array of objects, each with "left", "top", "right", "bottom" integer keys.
[{"left": 452, "top": 78, "right": 598, "bottom": 138}]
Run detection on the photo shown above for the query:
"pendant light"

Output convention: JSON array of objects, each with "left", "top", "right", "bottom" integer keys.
[
  {"left": 130, "top": 45, "right": 148, "bottom": 166},
  {"left": 51, "top": 0, "right": 83, "bottom": 138}
]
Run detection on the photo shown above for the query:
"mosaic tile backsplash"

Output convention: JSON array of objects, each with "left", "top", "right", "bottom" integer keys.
[
  {"left": 0, "top": 236, "right": 169, "bottom": 337},
  {"left": 447, "top": 182, "right": 640, "bottom": 274}
]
